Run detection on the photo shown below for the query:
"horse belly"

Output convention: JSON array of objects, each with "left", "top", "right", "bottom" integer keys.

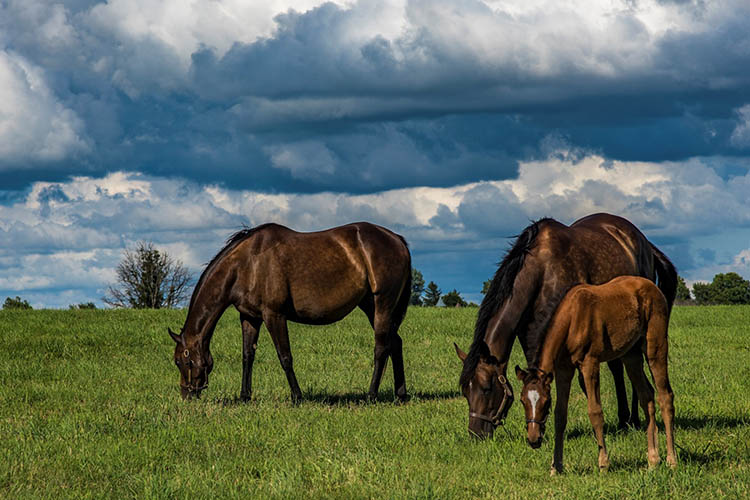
[{"left": 286, "top": 261, "right": 368, "bottom": 324}]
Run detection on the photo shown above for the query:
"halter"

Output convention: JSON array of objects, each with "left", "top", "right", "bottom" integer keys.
[
  {"left": 469, "top": 374, "right": 514, "bottom": 427},
  {"left": 180, "top": 350, "right": 208, "bottom": 394}
]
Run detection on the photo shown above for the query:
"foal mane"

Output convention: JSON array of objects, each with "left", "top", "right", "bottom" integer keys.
[
  {"left": 459, "top": 218, "right": 550, "bottom": 388},
  {"left": 187, "top": 223, "right": 277, "bottom": 311}
]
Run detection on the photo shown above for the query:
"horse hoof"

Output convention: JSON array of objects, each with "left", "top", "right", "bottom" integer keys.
[
  {"left": 240, "top": 393, "right": 252, "bottom": 402},
  {"left": 550, "top": 466, "right": 563, "bottom": 476}
]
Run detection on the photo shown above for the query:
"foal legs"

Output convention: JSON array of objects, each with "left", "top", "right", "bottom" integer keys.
[
  {"left": 645, "top": 322, "right": 677, "bottom": 467},
  {"left": 240, "top": 314, "right": 262, "bottom": 402},
  {"left": 551, "top": 365, "right": 575, "bottom": 475},
  {"left": 581, "top": 359, "right": 609, "bottom": 471},
  {"left": 623, "top": 352, "right": 659, "bottom": 467},
  {"left": 263, "top": 312, "right": 303, "bottom": 403}
]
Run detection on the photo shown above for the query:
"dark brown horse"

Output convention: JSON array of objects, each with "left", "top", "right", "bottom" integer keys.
[
  {"left": 455, "top": 213, "right": 676, "bottom": 438},
  {"left": 516, "top": 276, "right": 676, "bottom": 473},
  {"left": 169, "top": 222, "right": 412, "bottom": 402}
]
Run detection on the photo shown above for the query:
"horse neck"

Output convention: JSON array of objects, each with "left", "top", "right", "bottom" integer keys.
[
  {"left": 484, "top": 265, "right": 540, "bottom": 364},
  {"left": 182, "top": 267, "right": 234, "bottom": 350}
]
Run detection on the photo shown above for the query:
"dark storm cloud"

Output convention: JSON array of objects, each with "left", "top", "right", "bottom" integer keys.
[{"left": 1, "top": 0, "right": 750, "bottom": 194}]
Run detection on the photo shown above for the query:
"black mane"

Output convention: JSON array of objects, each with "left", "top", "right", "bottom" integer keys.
[
  {"left": 459, "top": 218, "right": 551, "bottom": 388},
  {"left": 186, "top": 223, "right": 277, "bottom": 311}
]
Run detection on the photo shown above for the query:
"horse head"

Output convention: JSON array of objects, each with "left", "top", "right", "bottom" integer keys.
[
  {"left": 169, "top": 328, "right": 213, "bottom": 399},
  {"left": 515, "top": 365, "right": 553, "bottom": 448},
  {"left": 455, "top": 342, "right": 514, "bottom": 439}
]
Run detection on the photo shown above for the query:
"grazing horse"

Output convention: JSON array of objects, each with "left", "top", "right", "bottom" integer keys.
[
  {"left": 516, "top": 276, "right": 677, "bottom": 473},
  {"left": 456, "top": 213, "right": 676, "bottom": 439},
  {"left": 168, "top": 222, "right": 412, "bottom": 402}
]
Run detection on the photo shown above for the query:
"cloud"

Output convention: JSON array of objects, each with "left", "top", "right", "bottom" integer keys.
[
  {"left": 0, "top": 50, "right": 89, "bottom": 164},
  {"left": 4, "top": 151, "right": 750, "bottom": 306},
  {"left": 730, "top": 104, "right": 750, "bottom": 149},
  {"left": 0, "top": 0, "right": 749, "bottom": 192}
]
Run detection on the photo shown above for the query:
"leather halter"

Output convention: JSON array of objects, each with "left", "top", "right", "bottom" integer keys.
[
  {"left": 180, "top": 352, "right": 208, "bottom": 394},
  {"left": 469, "top": 374, "right": 514, "bottom": 427}
]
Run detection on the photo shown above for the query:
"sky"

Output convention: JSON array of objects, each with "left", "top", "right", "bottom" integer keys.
[{"left": 2, "top": 0, "right": 750, "bottom": 308}]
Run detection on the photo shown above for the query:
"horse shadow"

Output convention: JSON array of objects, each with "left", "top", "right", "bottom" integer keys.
[
  {"left": 212, "top": 389, "right": 459, "bottom": 407},
  {"left": 562, "top": 414, "right": 747, "bottom": 469}
]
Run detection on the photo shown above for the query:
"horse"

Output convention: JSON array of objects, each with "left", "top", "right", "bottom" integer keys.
[
  {"left": 168, "top": 222, "right": 412, "bottom": 403},
  {"left": 515, "top": 276, "right": 676, "bottom": 473},
  {"left": 455, "top": 213, "right": 676, "bottom": 439}
]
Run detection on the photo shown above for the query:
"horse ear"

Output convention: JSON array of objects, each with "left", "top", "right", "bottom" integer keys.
[
  {"left": 454, "top": 343, "right": 467, "bottom": 362},
  {"left": 168, "top": 328, "right": 182, "bottom": 344},
  {"left": 543, "top": 372, "right": 554, "bottom": 386},
  {"left": 515, "top": 365, "right": 527, "bottom": 381}
]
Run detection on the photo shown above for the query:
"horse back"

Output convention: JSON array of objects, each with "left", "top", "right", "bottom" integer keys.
[
  {"left": 562, "top": 277, "right": 668, "bottom": 362},
  {"left": 233, "top": 222, "right": 409, "bottom": 322}
]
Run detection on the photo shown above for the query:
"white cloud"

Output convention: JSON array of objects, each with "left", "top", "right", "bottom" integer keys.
[
  {"left": 4, "top": 151, "right": 750, "bottom": 306},
  {"left": 0, "top": 50, "right": 89, "bottom": 164},
  {"left": 730, "top": 104, "right": 750, "bottom": 148}
]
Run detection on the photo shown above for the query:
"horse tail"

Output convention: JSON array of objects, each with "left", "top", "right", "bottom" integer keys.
[
  {"left": 392, "top": 235, "right": 412, "bottom": 329},
  {"left": 651, "top": 242, "right": 677, "bottom": 315}
]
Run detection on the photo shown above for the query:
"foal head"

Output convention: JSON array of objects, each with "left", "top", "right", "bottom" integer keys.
[
  {"left": 515, "top": 365, "right": 553, "bottom": 448},
  {"left": 455, "top": 342, "right": 513, "bottom": 439},
  {"left": 169, "top": 328, "right": 213, "bottom": 399}
]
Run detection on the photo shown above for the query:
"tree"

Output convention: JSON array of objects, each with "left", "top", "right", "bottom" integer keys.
[
  {"left": 692, "top": 281, "right": 713, "bottom": 305},
  {"left": 423, "top": 281, "right": 441, "bottom": 307},
  {"left": 481, "top": 279, "right": 491, "bottom": 295},
  {"left": 3, "top": 296, "right": 32, "bottom": 309},
  {"left": 675, "top": 276, "right": 692, "bottom": 302},
  {"left": 410, "top": 268, "right": 425, "bottom": 306},
  {"left": 442, "top": 289, "right": 468, "bottom": 308},
  {"left": 103, "top": 241, "right": 193, "bottom": 309},
  {"left": 692, "top": 272, "right": 750, "bottom": 305}
]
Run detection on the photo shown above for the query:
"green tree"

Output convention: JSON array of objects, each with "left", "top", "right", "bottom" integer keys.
[
  {"left": 442, "top": 289, "right": 468, "bottom": 308},
  {"left": 676, "top": 276, "right": 692, "bottom": 302},
  {"left": 103, "top": 241, "right": 193, "bottom": 309},
  {"left": 692, "top": 281, "right": 713, "bottom": 304},
  {"left": 710, "top": 272, "right": 750, "bottom": 304},
  {"left": 692, "top": 272, "right": 750, "bottom": 305},
  {"left": 410, "top": 268, "right": 425, "bottom": 306},
  {"left": 3, "top": 296, "right": 32, "bottom": 309},
  {"left": 423, "top": 281, "right": 441, "bottom": 307},
  {"left": 481, "top": 279, "right": 491, "bottom": 295}
]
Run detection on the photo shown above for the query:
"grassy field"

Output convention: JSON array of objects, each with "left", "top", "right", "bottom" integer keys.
[{"left": 1, "top": 305, "right": 749, "bottom": 499}]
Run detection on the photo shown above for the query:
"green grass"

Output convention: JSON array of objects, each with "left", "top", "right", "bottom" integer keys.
[{"left": 1, "top": 306, "right": 749, "bottom": 499}]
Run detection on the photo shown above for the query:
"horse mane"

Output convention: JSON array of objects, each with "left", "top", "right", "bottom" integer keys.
[
  {"left": 186, "top": 223, "right": 278, "bottom": 312},
  {"left": 459, "top": 218, "right": 551, "bottom": 388},
  {"left": 527, "top": 283, "right": 578, "bottom": 368}
]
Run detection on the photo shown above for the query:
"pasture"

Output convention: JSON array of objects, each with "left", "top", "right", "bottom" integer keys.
[{"left": 1, "top": 306, "right": 749, "bottom": 498}]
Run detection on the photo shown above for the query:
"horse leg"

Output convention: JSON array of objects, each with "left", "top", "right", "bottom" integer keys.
[
  {"left": 606, "top": 359, "right": 631, "bottom": 430},
  {"left": 264, "top": 312, "right": 303, "bottom": 403},
  {"left": 240, "top": 314, "right": 262, "bottom": 402},
  {"left": 645, "top": 320, "right": 677, "bottom": 467},
  {"left": 581, "top": 359, "right": 609, "bottom": 471},
  {"left": 367, "top": 296, "right": 398, "bottom": 401},
  {"left": 551, "top": 364, "right": 574, "bottom": 475},
  {"left": 623, "top": 351, "right": 659, "bottom": 467}
]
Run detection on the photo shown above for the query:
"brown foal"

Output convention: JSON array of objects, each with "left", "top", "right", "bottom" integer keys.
[{"left": 516, "top": 276, "right": 676, "bottom": 473}]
